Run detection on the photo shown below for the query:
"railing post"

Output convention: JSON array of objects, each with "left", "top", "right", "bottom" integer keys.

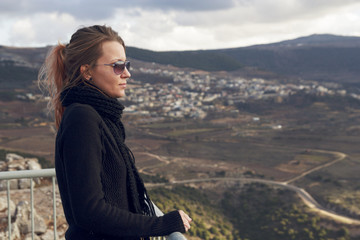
[
  {"left": 30, "top": 178, "right": 34, "bottom": 240},
  {"left": 52, "top": 176, "right": 57, "bottom": 240},
  {"left": 7, "top": 180, "right": 11, "bottom": 240}
]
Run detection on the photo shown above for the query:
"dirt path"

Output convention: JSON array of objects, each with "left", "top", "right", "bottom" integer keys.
[
  {"left": 284, "top": 149, "right": 347, "bottom": 184},
  {"left": 137, "top": 152, "right": 171, "bottom": 174}
]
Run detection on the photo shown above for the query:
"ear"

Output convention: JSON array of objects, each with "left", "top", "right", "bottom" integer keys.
[{"left": 80, "top": 64, "right": 92, "bottom": 80}]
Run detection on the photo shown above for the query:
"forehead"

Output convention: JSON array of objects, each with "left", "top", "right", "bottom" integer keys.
[{"left": 99, "top": 41, "right": 126, "bottom": 61}]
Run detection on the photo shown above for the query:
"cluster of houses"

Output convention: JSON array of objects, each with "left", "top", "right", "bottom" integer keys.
[
  {"left": 122, "top": 66, "right": 350, "bottom": 120},
  {"left": 16, "top": 65, "right": 354, "bottom": 122}
]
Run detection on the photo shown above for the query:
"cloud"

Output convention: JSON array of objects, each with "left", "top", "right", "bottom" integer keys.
[
  {"left": 1, "top": 0, "right": 358, "bottom": 22},
  {"left": 1, "top": 0, "right": 360, "bottom": 50},
  {"left": 110, "top": 9, "right": 217, "bottom": 51},
  {"left": 108, "top": 0, "right": 360, "bottom": 50},
  {"left": 126, "top": 0, "right": 237, "bottom": 11},
  {"left": 7, "top": 12, "right": 79, "bottom": 46},
  {"left": 173, "top": 0, "right": 360, "bottom": 27},
  {"left": 0, "top": 0, "right": 117, "bottom": 20},
  {"left": 251, "top": 0, "right": 358, "bottom": 22},
  {"left": 0, "top": 0, "right": 237, "bottom": 20},
  {"left": 10, "top": 19, "right": 36, "bottom": 44}
]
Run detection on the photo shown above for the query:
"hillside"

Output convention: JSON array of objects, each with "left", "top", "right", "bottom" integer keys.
[
  {"left": 126, "top": 34, "right": 360, "bottom": 84},
  {"left": 0, "top": 46, "right": 48, "bottom": 89},
  {"left": 149, "top": 184, "right": 353, "bottom": 240},
  {"left": 1, "top": 34, "right": 360, "bottom": 89},
  {"left": 217, "top": 34, "right": 360, "bottom": 83}
]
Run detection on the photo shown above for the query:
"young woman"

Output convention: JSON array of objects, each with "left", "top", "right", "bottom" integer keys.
[{"left": 39, "top": 25, "right": 191, "bottom": 240}]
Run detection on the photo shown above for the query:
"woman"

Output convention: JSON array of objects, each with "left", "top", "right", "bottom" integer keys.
[{"left": 39, "top": 25, "right": 191, "bottom": 240}]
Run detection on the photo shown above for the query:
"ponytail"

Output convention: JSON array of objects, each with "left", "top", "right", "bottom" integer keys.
[{"left": 38, "top": 43, "right": 67, "bottom": 129}]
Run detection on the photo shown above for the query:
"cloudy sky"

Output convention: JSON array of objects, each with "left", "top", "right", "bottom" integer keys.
[{"left": 1, "top": 0, "right": 360, "bottom": 51}]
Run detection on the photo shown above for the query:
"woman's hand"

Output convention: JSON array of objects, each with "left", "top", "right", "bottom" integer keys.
[{"left": 178, "top": 210, "right": 192, "bottom": 232}]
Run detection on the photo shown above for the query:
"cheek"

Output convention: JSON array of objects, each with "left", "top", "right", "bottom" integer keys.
[
  {"left": 95, "top": 73, "right": 116, "bottom": 86},
  {"left": 91, "top": 69, "right": 121, "bottom": 96},
  {"left": 104, "top": 77, "right": 122, "bottom": 92}
]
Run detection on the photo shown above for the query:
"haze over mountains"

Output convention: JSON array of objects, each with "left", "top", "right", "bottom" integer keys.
[{"left": 1, "top": 34, "right": 360, "bottom": 89}]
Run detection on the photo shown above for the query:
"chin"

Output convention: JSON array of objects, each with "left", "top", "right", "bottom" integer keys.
[{"left": 115, "top": 91, "right": 126, "bottom": 98}]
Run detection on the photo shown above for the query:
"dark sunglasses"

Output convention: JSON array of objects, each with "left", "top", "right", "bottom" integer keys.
[{"left": 96, "top": 60, "right": 130, "bottom": 75}]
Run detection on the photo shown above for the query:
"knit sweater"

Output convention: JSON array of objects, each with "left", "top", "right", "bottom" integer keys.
[{"left": 55, "top": 101, "right": 185, "bottom": 240}]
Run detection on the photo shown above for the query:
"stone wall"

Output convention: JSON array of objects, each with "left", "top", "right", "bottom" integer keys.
[
  {"left": 0, "top": 199, "right": 51, "bottom": 240},
  {"left": 0, "top": 153, "right": 42, "bottom": 191}
]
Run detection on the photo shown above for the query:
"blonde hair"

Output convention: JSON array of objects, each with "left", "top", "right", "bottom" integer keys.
[{"left": 38, "top": 25, "right": 125, "bottom": 128}]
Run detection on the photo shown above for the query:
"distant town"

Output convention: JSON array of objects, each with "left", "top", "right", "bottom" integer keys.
[
  {"left": 122, "top": 65, "right": 356, "bottom": 121},
  {"left": 17, "top": 64, "right": 359, "bottom": 123}
]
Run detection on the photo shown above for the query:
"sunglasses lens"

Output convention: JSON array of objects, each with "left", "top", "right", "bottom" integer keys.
[
  {"left": 113, "top": 61, "right": 130, "bottom": 75},
  {"left": 113, "top": 63, "right": 125, "bottom": 75}
]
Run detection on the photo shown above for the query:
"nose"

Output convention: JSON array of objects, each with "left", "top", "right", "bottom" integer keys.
[{"left": 121, "top": 67, "right": 131, "bottom": 78}]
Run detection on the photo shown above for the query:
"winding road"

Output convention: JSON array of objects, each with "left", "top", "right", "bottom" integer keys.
[
  {"left": 284, "top": 149, "right": 348, "bottom": 184},
  {"left": 144, "top": 149, "right": 360, "bottom": 225}
]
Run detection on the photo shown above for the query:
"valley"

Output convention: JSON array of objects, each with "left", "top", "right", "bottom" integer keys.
[{"left": 1, "top": 35, "right": 360, "bottom": 239}]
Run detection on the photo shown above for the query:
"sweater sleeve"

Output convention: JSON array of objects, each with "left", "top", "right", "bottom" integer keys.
[{"left": 56, "top": 104, "right": 185, "bottom": 237}]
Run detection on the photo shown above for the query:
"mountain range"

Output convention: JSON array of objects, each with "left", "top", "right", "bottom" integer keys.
[
  {"left": 1, "top": 34, "right": 360, "bottom": 89},
  {"left": 127, "top": 34, "right": 360, "bottom": 84}
]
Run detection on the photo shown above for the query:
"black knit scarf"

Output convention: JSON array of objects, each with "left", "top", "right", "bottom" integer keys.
[{"left": 60, "top": 82, "right": 155, "bottom": 218}]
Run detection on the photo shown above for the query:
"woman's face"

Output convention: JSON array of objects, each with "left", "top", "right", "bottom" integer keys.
[{"left": 90, "top": 41, "right": 131, "bottom": 98}]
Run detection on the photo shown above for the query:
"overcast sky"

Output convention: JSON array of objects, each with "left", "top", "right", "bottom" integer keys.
[{"left": 1, "top": 0, "right": 360, "bottom": 51}]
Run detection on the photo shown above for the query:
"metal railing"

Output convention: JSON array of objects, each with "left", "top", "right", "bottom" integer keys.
[
  {"left": 0, "top": 169, "right": 166, "bottom": 240},
  {"left": 0, "top": 168, "right": 57, "bottom": 240}
]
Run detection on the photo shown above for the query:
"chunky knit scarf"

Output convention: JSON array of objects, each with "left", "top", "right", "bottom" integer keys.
[{"left": 60, "top": 82, "right": 155, "bottom": 218}]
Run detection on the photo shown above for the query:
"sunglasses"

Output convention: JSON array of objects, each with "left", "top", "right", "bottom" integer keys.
[{"left": 96, "top": 60, "right": 130, "bottom": 75}]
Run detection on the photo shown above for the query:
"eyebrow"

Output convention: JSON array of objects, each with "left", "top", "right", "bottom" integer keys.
[{"left": 111, "top": 58, "right": 126, "bottom": 62}]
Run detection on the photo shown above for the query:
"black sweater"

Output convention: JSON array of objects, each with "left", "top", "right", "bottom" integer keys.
[{"left": 55, "top": 103, "right": 185, "bottom": 240}]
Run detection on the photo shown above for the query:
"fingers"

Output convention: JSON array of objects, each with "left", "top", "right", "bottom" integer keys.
[{"left": 178, "top": 210, "right": 192, "bottom": 232}]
